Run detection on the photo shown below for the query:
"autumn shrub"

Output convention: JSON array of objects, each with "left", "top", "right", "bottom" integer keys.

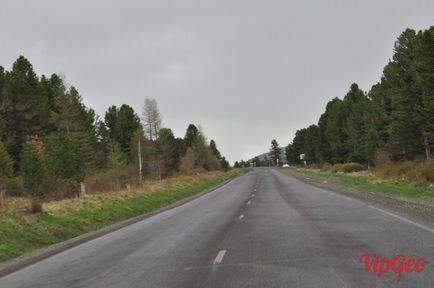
[
  {"left": 84, "top": 170, "right": 129, "bottom": 194},
  {"left": 374, "top": 161, "right": 418, "bottom": 180},
  {"left": 319, "top": 163, "right": 333, "bottom": 172},
  {"left": 30, "top": 198, "right": 43, "bottom": 213},
  {"left": 330, "top": 163, "right": 343, "bottom": 173},
  {"left": 307, "top": 163, "right": 320, "bottom": 169},
  {"left": 341, "top": 163, "right": 365, "bottom": 173},
  {"left": 406, "top": 161, "right": 434, "bottom": 183},
  {"left": 373, "top": 160, "right": 434, "bottom": 184}
]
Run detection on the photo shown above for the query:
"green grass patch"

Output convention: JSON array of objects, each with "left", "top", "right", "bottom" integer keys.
[
  {"left": 0, "top": 169, "right": 246, "bottom": 263},
  {"left": 282, "top": 167, "right": 434, "bottom": 205}
]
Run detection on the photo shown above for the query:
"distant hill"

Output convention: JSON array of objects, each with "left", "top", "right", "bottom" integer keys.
[{"left": 248, "top": 149, "right": 287, "bottom": 165}]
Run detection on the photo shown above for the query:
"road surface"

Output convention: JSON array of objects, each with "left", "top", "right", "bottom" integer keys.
[{"left": 1, "top": 168, "right": 433, "bottom": 287}]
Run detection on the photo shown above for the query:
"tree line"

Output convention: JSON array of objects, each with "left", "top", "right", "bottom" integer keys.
[
  {"left": 286, "top": 26, "right": 433, "bottom": 166},
  {"left": 0, "top": 56, "right": 230, "bottom": 210}
]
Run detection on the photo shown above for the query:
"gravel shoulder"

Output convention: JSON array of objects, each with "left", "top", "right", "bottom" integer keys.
[{"left": 280, "top": 168, "right": 434, "bottom": 229}]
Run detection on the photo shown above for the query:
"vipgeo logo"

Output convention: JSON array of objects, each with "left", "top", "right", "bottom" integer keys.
[{"left": 359, "top": 252, "right": 428, "bottom": 283}]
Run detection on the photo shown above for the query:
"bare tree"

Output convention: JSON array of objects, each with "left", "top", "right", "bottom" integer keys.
[{"left": 142, "top": 97, "right": 162, "bottom": 141}]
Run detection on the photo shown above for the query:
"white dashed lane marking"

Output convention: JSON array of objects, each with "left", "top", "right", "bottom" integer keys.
[{"left": 213, "top": 250, "right": 226, "bottom": 265}]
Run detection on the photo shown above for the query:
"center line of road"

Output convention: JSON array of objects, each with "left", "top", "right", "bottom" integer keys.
[
  {"left": 239, "top": 214, "right": 244, "bottom": 219},
  {"left": 251, "top": 194, "right": 255, "bottom": 197},
  {"left": 213, "top": 250, "right": 226, "bottom": 265},
  {"left": 247, "top": 200, "right": 251, "bottom": 205}
]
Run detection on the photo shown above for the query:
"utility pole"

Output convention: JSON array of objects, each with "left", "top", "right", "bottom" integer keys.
[{"left": 138, "top": 138, "right": 142, "bottom": 180}]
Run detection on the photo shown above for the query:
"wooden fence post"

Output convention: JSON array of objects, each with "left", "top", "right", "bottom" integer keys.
[
  {"left": 80, "top": 182, "right": 86, "bottom": 197},
  {"left": 0, "top": 187, "right": 5, "bottom": 209}
]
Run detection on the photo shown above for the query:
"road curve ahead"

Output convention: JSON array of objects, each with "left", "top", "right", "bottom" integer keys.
[{"left": 1, "top": 168, "right": 433, "bottom": 287}]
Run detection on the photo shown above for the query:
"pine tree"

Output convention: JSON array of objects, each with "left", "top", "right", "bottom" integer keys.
[
  {"left": 322, "top": 98, "right": 347, "bottom": 163},
  {"left": 414, "top": 27, "right": 434, "bottom": 159},
  {"left": 156, "top": 128, "right": 180, "bottom": 176},
  {"left": 45, "top": 134, "right": 83, "bottom": 181},
  {"left": 52, "top": 86, "right": 98, "bottom": 170},
  {"left": 104, "top": 104, "right": 141, "bottom": 159},
  {"left": 209, "top": 139, "right": 222, "bottom": 159},
  {"left": 269, "top": 139, "right": 282, "bottom": 166},
  {"left": 343, "top": 84, "right": 369, "bottom": 163},
  {"left": 0, "top": 139, "right": 13, "bottom": 179},
  {"left": 303, "top": 125, "right": 321, "bottom": 164},
  {"left": 180, "top": 130, "right": 220, "bottom": 172},
  {"left": 220, "top": 157, "right": 230, "bottom": 171},
  {"left": 2, "top": 56, "right": 45, "bottom": 167},
  {"left": 363, "top": 80, "right": 392, "bottom": 163},
  {"left": 21, "top": 137, "right": 45, "bottom": 212},
  {"left": 289, "top": 129, "right": 307, "bottom": 165},
  {"left": 184, "top": 124, "right": 199, "bottom": 151},
  {"left": 384, "top": 29, "right": 423, "bottom": 160}
]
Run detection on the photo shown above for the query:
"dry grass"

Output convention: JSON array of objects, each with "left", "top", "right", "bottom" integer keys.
[
  {"left": 1, "top": 170, "right": 233, "bottom": 217},
  {"left": 373, "top": 160, "right": 434, "bottom": 184},
  {"left": 0, "top": 169, "right": 246, "bottom": 263},
  {"left": 284, "top": 166, "right": 434, "bottom": 206},
  {"left": 318, "top": 160, "right": 434, "bottom": 185},
  {"left": 319, "top": 162, "right": 365, "bottom": 173}
]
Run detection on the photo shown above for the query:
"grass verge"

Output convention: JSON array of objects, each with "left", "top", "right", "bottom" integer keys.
[
  {"left": 281, "top": 167, "right": 434, "bottom": 206},
  {"left": 0, "top": 169, "right": 246, "bottom": 263}
]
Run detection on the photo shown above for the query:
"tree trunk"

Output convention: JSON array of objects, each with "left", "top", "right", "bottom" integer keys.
[
  {"left": 424, "top": 134, "right": 431, "bottom": 160},
  {"left": 80, "top": 182, "right": 86, "bottom": 197}
]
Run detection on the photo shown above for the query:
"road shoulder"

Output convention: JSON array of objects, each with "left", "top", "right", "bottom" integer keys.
[
  {"left": 0, "top": 173, "right": 244, "bottom": 278},
  {"left": 279, "top": 168, "right": 434, "bottom": 229}
]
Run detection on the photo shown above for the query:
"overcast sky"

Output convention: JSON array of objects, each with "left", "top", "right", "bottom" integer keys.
[{"left": 1, "top": 1, "right": 433, "bottom": 163}]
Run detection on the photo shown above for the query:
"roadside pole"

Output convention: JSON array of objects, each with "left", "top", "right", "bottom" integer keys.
[{"left": 138, "top": 138, "right": 142, "bottom": 181}]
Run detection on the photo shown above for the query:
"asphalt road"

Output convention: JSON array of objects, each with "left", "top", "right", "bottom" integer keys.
[{"left": 1, "top": 168, "right": 433, "bottom": 287}]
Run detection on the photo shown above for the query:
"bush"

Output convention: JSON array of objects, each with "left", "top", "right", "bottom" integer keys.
[
  {"left": 341, "top": 163, "right": 365, "bottom": 173},
  {"left": 4, "top": 177, "right": 25, "bottom": 196},
  {"left": 319, "top": 163, "right": 333, "bottom": 172},
  {"left": 30, "top": 198, "right": 43, "bottom": 214},
  {"left": 330, "top": 163, "right": 343, "bottom": 173},
  {"left": 374, "top": 161, "right": 418, "bottom": 180},
  {"left": 374, "top": 160, "right": 434, "bottom": 184},
  {"left": 84, "top": 170, "right": 130, "bottom": 194},
  {"left": 407, "top": 161, "right": 434, "bottom": 183}
]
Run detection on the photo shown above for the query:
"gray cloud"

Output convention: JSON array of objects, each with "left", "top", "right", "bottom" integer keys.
[{"left": 1, "top": 0, "right": 433, "bottom": 163}]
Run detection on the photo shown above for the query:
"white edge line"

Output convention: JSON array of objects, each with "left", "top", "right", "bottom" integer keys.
[
  {"left": 213, "top": 250, "right": 226, "bottom": 264},
  {"left": 367, "top": 205, "right": 434, "bottom": 234},
  {"left": 299, "top": 178, "right": 434, "bottom": 234}
]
